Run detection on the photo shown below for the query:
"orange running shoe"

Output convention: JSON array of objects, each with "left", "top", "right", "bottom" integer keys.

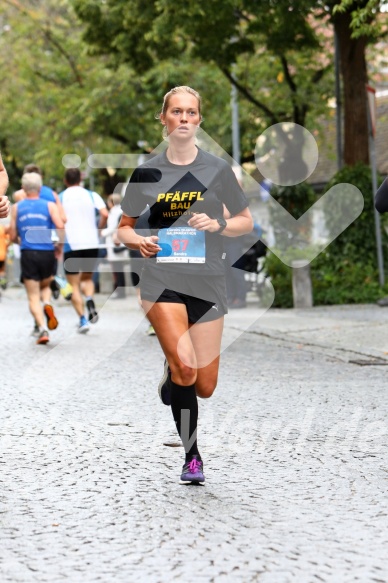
[{"left": 44, "top": 304, "right": 58, "bottom": 330}]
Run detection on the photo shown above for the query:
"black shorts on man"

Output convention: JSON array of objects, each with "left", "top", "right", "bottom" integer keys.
[
  {"left": 21, "top": 249, "right": 56, "bottom": 282},
  {"left": 64, "top": 248, "right": 99, "bottom": 275}
]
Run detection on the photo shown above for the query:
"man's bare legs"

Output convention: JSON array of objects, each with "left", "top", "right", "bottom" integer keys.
[
  {"left": 66, "top": 271, "right": 97, "bottom": 330},
  {"left": 24, "top": 279, "right": 46, "bottom": 329},
  {"left": 80, "top": 273, "right": 94, "bottom": 298},
  {"left": 24, "top": 277, "right": 57, "bottom": 343},
  {"left": 66, "top": 273, "right": 84, "bottom": 317},
  {"left": 81, "top": 272, "right": 98, "bottom": 323}
]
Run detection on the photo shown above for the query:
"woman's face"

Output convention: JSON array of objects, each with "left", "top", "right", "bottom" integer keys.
[{"left": 161, "top": 93, "right": 201, "bottom": 139}]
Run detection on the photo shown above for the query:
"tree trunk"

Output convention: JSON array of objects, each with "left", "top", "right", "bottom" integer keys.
[{"left": 334, "top": 12, "right": 369, "bottom": 166}]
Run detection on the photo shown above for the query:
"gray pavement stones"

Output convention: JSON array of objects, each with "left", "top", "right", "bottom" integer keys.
[{"left": 1, "top": 287, "right": 388, "bottom": 582}]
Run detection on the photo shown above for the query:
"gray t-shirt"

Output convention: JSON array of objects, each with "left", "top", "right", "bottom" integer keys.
[{"left": 121, "top": 148, "right": 249, "bottom": 275}]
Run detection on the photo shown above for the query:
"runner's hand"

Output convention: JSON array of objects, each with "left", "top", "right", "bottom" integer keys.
[
  {"left": 188, "top": 213, "right": 219, "bottom": 232},
  {"left": 54, "top": 243, "right": 63, "bottom": 260},
  {"left": 139, "top": 235, "right": 161, "bottom": 258}
]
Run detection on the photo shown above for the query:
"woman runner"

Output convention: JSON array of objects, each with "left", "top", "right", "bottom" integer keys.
[{"left": 118, "top": 86, "right": 253, "bottom": 484}]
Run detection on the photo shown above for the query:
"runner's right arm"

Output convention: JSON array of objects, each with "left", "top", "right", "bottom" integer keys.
[{"left": 117, "top": 214, "right": 161, "bottom": 258}]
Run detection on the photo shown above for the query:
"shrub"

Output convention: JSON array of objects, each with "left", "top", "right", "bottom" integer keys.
[
  {"left": 264, "top": 251, "right": 293, "bottom": 308},
  {"left": 322, "top": 163, "right": 385, "bottom": 265},
  {"left": 264, "top": 164, "right": 388, "bottom": 307}
]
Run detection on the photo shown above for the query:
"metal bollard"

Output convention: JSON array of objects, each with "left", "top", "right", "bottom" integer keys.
[{"left": 292, "top": 260, "right": 313, "bottom": 308}]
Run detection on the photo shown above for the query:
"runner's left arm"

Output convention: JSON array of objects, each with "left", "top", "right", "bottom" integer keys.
[
  {"left": 52, "top": 191, "right": 67, "bottom": 223},
  {"left": 98, "top": 206, "right": 108, "bottom": 229},
  {"left": 91, "top": 191, "right": 108, "bottom": 229}
]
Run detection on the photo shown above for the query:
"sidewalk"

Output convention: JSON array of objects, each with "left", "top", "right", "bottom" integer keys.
[{"left": 229, "top": 298, "right": 388, "bottom": 365}]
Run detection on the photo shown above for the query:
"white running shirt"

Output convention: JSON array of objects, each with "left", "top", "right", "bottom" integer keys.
[{"left": 61, "top": 186, "right": 106, "bottom": 250}]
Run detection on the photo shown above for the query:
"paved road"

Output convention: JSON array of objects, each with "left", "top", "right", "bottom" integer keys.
[{"left": 1, "top": 288, "right": 388, "bottom": 582}]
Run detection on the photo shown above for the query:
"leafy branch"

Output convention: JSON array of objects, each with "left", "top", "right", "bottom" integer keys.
[
  {"left": 3, "top": 0, "right": 83, "bottom": 86},
  {"left": 221, "top": 67, "right": 279, "bottom": 125}
]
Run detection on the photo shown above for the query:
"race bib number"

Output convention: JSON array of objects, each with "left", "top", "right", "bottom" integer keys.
[{"left": 156, "top": 227, "right": 206, "bottom": 263}]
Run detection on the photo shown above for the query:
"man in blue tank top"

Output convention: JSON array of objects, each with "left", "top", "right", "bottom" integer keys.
[
  {"left": 9, "top": 172, "right": 65, "bottom": 345},
  {"left": 13, "top": 163, "right": 66, "bottom": 222},
  {"left": 13, "top": 163, "right": 67, "bottom": 300}
]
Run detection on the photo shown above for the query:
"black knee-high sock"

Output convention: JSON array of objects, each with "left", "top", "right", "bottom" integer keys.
[{"left": 170, "top": 380, "right": 200, "bottom": 461}]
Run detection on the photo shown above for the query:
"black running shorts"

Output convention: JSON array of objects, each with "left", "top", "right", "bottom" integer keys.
[
  {"left": 21, "top": 249, "right": 56, "bottom": 282},
  {"left": 139, "top": 267, "right": 228, "bottom": 324},
  {"left": 64, "top": 248, "right": 99, "bottom": 275}
]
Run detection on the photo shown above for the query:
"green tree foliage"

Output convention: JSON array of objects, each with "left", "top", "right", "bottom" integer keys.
[
  {"left": 73, "top": 0, "right": 387, "bottom": 166},
  {"left": 319, "top": 164, "right": 386, "bottom": 268},
  {"left": 73, "top": 0, "right": 334, "bottom": 155},
  {"left": 1, "top": 0, "right": 385, "bottom": 197},
  {"left": 0, "top": 0, "right": 253, "bottom": 190},
  {"left": 333, "top": 0, "right": 387, "bottom": 39},
  {"left": 0, "top": 0, "right": 144, "bottom": 189}
]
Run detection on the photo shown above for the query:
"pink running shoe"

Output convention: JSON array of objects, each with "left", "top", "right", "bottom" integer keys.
[{"left": 180, "top": 455, "right": 205, "bottom": 484}]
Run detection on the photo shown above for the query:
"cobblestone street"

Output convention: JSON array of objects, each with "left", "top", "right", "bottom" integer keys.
[{"left": 1, "top": 288, "right": 388, "bottom": 582}]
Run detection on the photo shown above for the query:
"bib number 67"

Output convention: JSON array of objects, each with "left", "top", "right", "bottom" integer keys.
[{"left": 172, "top": 238, "right": 189, "bottom": 252}]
